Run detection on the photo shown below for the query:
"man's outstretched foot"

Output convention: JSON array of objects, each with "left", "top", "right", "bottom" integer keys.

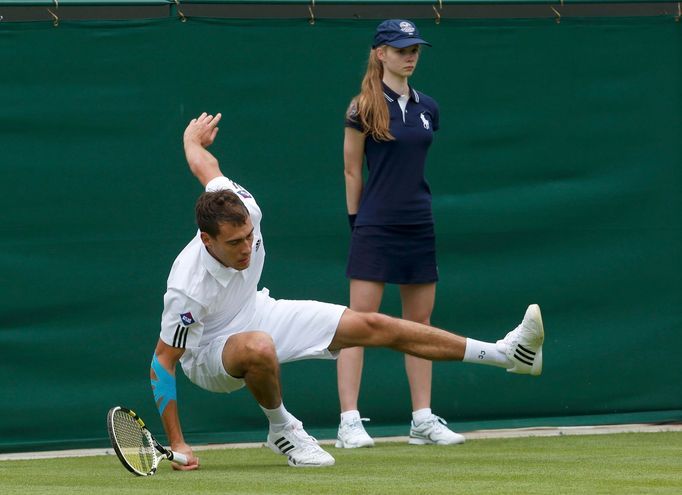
[{"left": 497, "top": 304, "right": 544, "bottom": 376}]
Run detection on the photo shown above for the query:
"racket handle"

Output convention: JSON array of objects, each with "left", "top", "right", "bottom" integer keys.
[{"left": 170, "top": 451, "right": 189, "bottom": 465}]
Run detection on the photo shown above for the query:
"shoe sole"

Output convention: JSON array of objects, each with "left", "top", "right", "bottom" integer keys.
[
  {"left": 522, "top": 304, "right": 543, "bottom": 376},
  {"left": 528, "top": 304, "right": 544, "bottom": 376},
  {"left": 531, "top": 345, "right": 543, "bottom": 376},
  {"left": 409, "top": 437, "right": 466, "bottom": 445},
  {"left": 287, "top": 458, "right": 335, "bottom": 467},
  {"left": 334, "top": 440, "right": 374, "bottom": 448},
  {"left": 269, "top": 440, "right": 336, "bottom": 467}
]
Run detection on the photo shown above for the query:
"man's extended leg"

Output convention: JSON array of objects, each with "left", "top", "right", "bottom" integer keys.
[
  {"left": 223, "top": 332, "right": 335, "bottom": 467},
  {"left": 328, "top": 305, "right": 544, "bottom": 376}
]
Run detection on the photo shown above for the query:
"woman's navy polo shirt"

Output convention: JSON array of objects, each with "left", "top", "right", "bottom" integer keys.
[{"left": 347, "top": 83, "right": 439, "bottom": 226}]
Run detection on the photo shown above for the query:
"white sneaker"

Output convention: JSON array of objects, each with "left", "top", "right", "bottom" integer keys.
[
  {"left": 409, "top": 415, "right": 466, "bottom": 445},
  {"left": 335, "top": 417, "right": 375, "bottom": 448},
  {"left": 497, "top": 304, "right": 544, "bottom": 376},
  {"left": 267, "top": 420, "right": 335, "bottom": 467}
]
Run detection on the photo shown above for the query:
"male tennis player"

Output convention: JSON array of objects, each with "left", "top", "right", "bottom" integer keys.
[{"left": 150, "top": 112, "right": 545, "bottom": 469}]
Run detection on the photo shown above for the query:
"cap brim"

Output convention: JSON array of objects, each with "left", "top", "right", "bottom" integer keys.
[{"left": 385, "top": 38, "right": 432, "bottom": 48}]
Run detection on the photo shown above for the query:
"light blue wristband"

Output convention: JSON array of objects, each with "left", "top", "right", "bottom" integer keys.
[{"left": 151, "top": 354, "right": 177, "bottom": 415}]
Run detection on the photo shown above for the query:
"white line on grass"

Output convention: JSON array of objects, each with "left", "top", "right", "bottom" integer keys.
[{"left": 1, "top": 422, "right": 680, "bottom": 461}]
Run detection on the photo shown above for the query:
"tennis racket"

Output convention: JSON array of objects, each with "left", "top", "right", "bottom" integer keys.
[{"left": 106, "top": 406, "right": 189, "bottom": 476}]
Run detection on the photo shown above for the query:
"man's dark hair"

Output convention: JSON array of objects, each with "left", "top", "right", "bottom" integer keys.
[{"left": 195, "top": 190, "right": 249, "bottom": 237}]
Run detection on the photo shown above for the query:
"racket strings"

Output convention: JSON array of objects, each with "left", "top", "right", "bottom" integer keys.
[{"left": 112, "top": 410, "right": 156, "bottom": 473}]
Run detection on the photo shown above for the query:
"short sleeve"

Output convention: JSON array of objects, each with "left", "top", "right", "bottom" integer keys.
[
  {"left": 204, "top": 176, "right": 262, "bottom": 223},
  {"left": 431, "top": 100, "right": 440, "bottom": 132},
  {"left": 160, "top": 289, "right": 205, "bottom": 350},
  {"left": 206, "top": 176, "right": 238, "bottom": 193},
  {"left": 345, "top": 100, "right": 364, "bottom": 132}
]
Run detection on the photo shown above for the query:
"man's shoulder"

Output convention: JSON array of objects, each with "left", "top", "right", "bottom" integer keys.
[
  {"left": 172, "top": 232, "right": 203, "bottom": 263},
  {"left": 168, "top": 235, "right": 208, "bottom": 290},
  {"left": 206, "top": 175, "right": 263, "bottom": 224}
]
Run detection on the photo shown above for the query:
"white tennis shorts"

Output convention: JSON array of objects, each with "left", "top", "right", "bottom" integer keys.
[{"left": 180, "top": 289, "right": 347, "bottom": 393}]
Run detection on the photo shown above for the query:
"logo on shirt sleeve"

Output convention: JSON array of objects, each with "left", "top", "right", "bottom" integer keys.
[
  {"left": 180, "top": 312, "right": 196, "bottom": 325},
  {"left": 232, "top": 181, "right": 253, "bottom": 199}
]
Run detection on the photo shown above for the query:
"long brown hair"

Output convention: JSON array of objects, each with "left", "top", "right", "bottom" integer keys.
[{"left": 348, "top": 47, "right": 394, "bottom": 142}]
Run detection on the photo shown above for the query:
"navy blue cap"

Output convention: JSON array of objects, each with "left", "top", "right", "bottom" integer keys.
[{"left": 372, "top": 19, "right": 431, "bottom": 49}]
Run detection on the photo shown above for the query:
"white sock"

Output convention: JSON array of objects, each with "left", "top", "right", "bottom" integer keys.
[
  {"left": 261, "top": 403, "right": 295, "bottom": 431},
  {"left": 412, "top": 408, "right": 432, "bottom": 426},
  {"left": 463, "top": 338, "right": 511, "bottom": 368},
  {"left": 340, "top": 410, "right": 361, "bottom": 424}
]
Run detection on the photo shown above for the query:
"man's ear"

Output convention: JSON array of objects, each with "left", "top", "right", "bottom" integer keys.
[{"left": 200, "top": 231, "right": 212, "bottom": 248}]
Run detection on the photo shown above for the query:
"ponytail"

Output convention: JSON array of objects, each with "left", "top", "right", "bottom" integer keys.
[{"left": 348, "top": 48, "right": 394, "bottom": 142}]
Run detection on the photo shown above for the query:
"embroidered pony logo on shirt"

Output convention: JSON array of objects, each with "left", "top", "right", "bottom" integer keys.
[{"left": 420, "top": 112, "right": 430, "bottom": 130}]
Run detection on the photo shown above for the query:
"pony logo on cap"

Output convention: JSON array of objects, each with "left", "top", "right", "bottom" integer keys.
[
  {"left": 399, "top": 21, "right": 415, "bottom": 34},
  {"left": 373, "top": 19, "right": 431, "bottom": 49}
]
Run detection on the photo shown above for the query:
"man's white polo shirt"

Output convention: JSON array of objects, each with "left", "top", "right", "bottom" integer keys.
[{"left": 159, "top": 176, "right": 265, "bottom": 350}]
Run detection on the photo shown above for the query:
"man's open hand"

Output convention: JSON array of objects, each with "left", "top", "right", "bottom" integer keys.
[{"left": 184, "top": 112, "right": 222, "bottom": 148}]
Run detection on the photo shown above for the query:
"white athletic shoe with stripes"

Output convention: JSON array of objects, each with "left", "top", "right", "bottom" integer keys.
[
  {"left": 267, "top": 420, "right": 335, "bottom": 467},
  {"left": 335, "top": 417, "right": 375, "bottom": 448},
  {"left": 409, "top": 415, "right": 466, "bottom": 445},
  {"left": 497, "top": 304, "right": 544, "bottom": 376}
]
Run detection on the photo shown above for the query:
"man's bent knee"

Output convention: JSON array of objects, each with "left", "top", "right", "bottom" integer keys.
[
  {"left": 356, "top": 312, "right": 393, "bottom": 332},
  {"left": 223, "top": 331, "right": 278, "bottom": 377}
]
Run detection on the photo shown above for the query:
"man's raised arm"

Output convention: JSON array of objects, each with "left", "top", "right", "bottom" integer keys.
[{"left": 183, "top": 112, "right": 224, "bottom": 187}]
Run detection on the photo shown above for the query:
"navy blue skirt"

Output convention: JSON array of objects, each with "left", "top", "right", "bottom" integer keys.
[{"left": 346, "top": 224, "right": 439, "bottom": 284}]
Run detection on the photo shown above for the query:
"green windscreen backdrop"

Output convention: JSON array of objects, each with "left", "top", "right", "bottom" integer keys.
[{"left": 1, "top": 16, "right": 680, "bottom": 453}]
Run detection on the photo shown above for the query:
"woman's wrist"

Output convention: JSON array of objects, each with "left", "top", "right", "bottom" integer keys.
[{"left": 348, "top": 214, "right": 357, "bottom": 230}]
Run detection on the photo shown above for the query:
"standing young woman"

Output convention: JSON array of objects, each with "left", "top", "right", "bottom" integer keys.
[{"left": 336, "top": 19, "right": 465, "bottom": 448}]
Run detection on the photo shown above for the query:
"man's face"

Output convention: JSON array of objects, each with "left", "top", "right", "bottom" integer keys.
[{"left": 200, "top": 217, "right": 254, "bottom": 271}]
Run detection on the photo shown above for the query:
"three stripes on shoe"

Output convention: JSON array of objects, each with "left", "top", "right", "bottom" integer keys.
[
  {"left": 514, "top": 344, "right": 536, "bottom": 366},
  {"left": 273, "top": 437, "right": 295, "bottom": 455}
]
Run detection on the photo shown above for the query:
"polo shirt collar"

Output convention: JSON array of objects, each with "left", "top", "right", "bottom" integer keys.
[
  {"left": 382, "top": 82, "right": 420, "bottom": 103},
  {"left": 200, "top": 243, "right": 241, "bottom": 287}
]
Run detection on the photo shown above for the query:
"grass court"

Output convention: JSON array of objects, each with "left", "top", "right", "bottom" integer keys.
[{"left": 1, "top": 432, "right": 680, "bottom": 495}]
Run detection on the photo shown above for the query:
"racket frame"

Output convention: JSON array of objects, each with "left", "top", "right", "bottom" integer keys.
[{"left": 107, "top": 406, "right": 188, "bottom": 476}]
